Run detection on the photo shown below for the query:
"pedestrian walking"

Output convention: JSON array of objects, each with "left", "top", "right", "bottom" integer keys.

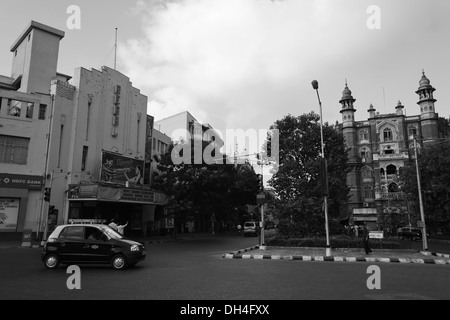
[
  {"left": 117, "top": 221, "right": 128, "bottom": 236},
  {"left": 362, "top": 224, "right": 372, "bottom": 255},
  {"left": 237, "top": 224, "right": 242, "bottom": 235},
  {"left": 108, "top": 219, "right": 118, "bottom": 231}
]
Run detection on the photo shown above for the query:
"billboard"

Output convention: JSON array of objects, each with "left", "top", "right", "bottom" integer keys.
[
  {"left": 144, "top": 115, "right": 154, "bottom": 185},
  {"left": 100, "top": 151, "right": 145, "bottom": 186},
  {"left": 0, "top": 198, "right": 19, "bottom": 230}
]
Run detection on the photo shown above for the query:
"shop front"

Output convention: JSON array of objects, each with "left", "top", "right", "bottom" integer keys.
[
  {"left": 67, "top": 183, "right": 168, "bottom": 238},
  {"left": 0, "top": 173, "right": 44, "bottom": 240}
]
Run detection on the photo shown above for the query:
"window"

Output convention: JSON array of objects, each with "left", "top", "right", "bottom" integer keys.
[
  {"left": 153, "top": 138, "right": 156, "bottom": 151},
  {"left": 8, "top": 100, "right": 21, "bottom": 117},
  {"left": 81, "top": 146, "right": 88, "bottom": 171},
  {"left": 386, "top": 164, "right": 397, "bottom": 175},
  {"left": 0, "top": 135, "right": 29, "bottom": 165},
  {"left": 384, "top": 146, "right": 394, "bottom": 155},
  {"left": 26, "top": 103, "right": 34, "bottom": 119},
  {"left": 409, "top": 126, "right": 417, "bottom": 137},
  {"left": 388, "top": 182, "right": 399, "bottom": 193},
  {"left": 84, "top": 227, "right": 103, "bottom": 241},
  {"left": 38, "top": 104, "right": 47, "bottom": 120},
  {"left": 364, "top": 185, "right": 374, "bottom": 198},
  {"left": 360, "top": 147, "right": 370, "bottom": 160},
  {"left": 59, "top": 226, "right": 84, "bottom": 240},
  {"left": 383, "top": 128, "right": 393, "bottom": 142}
]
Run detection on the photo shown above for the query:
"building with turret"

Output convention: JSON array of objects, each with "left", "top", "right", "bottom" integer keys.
[{"left": 339, "top": 72, "right": 441, "bottom": 231}]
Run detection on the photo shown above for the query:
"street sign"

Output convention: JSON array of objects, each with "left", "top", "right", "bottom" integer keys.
[
  {"left": 369, "top": 231, "right": 384, "bottom": 239},
  {"left": 21, "top": 229, "right": 32, "bottom": 247},
  {"left": 256, "top": 193, "right": 266, "bottom": 205}
]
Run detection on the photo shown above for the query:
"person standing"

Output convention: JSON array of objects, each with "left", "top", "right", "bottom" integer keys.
[
  {"left": 362, "top": 224, "right": 372, "bottom": 255},
  {"left": 117, "top": 221, "right": 128, "bottom": 236}
]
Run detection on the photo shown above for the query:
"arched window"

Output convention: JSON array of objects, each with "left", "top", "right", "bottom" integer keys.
[
  {"left": 386, "top": 164, "right": 397, "bottom": 175},
  {"left": 388, "top": 182, "right": 398, "bottom": 193},
  {"left": 380, "top": 168, "right": 385, "bottom": 177},
  {"left": 383, "top": 128, "right": 393, "bottom": 142},
  {"left": 383, "top": 145, "right": 394, "bottom": 155},
  {"left": 364, "top": 185, "right": 374, "bottom": 198}
]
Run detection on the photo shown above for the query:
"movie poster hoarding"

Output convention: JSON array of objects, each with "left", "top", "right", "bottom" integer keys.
[
  {"left": 0, "top": 198, "right": 19, "bottom": 231},
  {"left": 100, "top": 151, "right": 145, "bottom": 186}
]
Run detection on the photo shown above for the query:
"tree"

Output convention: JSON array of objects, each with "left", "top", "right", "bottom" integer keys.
[
  {"left": 152, "top": 139, "right": 261, "bottom": 236},
  {"left": 267, "top": 112, "right": 350, "bottom": 237},
  {"left": 399, "top": 140, "right": 450, "bottom": 234}
]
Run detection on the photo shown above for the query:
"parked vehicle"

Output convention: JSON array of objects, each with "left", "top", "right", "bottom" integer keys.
[
  {"left": 243, "top": 221, "right": 258, "bottom": 237},
  {"left": 41, "top": 224, "right": 146, "bottom": 270},
  {"left": 397, "top": 226, "right": 429, "bottom": 241}
]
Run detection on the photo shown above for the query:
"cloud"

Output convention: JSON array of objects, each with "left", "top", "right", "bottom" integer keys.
[{"left": 118, "top": 0, "right": 385, "bottom": 134}]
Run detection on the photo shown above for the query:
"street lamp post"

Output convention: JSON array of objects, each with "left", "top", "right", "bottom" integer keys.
[
  {"left": 311, "top": 80, "right": 331, "bottom": 257},
  {"left": 414, "top": 138, "right": 428, "bottom": 251},
  {"left": 257, "top": 156, "right": 271, "bottom": 247}
]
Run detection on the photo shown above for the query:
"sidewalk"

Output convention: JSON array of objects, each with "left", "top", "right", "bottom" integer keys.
[{"left": 223, "top": 245, "right": 450, "bottom": 265}]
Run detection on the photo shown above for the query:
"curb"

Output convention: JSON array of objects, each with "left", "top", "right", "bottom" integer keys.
[{"left": 222, "top": 246, "right": 450, "bottom": 265}]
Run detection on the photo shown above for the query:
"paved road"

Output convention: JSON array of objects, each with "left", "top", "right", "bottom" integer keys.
[{"left": 0, "top": 233, "right": 449, "bottom": 303}]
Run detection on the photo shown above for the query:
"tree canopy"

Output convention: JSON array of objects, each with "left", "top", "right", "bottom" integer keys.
[
  {"left": 267, "top": 112, "right": 350, "bottom": 237},
  {"left": 152, "top": 139, "right": 261, "bottom": 234},
  {"left": 399, "top": 140, "right": 450, "bottom": 233}
]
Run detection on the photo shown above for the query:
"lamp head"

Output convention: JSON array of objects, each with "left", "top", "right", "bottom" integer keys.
[{"left": 311, "top": 80, "right": 319, "bottom": 90}]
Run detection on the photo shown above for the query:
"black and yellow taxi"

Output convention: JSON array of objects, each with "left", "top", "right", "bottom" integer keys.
[{"left": 41, "top": 224, "right": 145, "bottom": 270}]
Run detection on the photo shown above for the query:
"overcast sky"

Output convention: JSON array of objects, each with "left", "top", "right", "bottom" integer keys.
[{"left": 1, "top": 0, "right": 450, "bottom": 144}]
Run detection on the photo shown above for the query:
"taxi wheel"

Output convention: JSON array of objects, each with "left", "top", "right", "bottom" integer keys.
[
  {"left": 111, "top": 254, "right": 128, "bottom": 270},
  {"left": 44, "top": 254, "right": 60, "bottom": 270}
]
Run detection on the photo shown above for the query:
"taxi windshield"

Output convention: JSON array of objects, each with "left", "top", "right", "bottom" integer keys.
[{"left": 100, "top": 225, "right": 123, "bottom": 240}]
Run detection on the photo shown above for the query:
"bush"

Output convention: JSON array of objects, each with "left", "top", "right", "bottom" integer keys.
[{"left": 265, "top": 234, "right": 401, "bottom": 249}]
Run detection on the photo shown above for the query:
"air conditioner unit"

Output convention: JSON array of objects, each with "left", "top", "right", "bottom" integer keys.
[{"left": 112, "top": 116, "right": 119, "bottom": 126}]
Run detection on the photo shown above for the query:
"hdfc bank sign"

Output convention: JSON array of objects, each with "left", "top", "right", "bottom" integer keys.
[{"left": 0, "top": 174, "right": 43, "bottom": 190}]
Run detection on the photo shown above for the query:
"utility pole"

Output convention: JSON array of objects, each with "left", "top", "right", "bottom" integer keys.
[
  {"left": 114, "top": 28, "right": 118, "bottom": 70},
  {"left": 312, "top": 80, "right": 331, "bottom": 257},
  {"left": 414, "top": 138, "right": 428, "bottom": 251}
]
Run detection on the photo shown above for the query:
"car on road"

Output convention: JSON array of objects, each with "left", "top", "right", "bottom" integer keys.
[
  {"left": 41, "top": 224, "right": 146, "bottom": 270},
  {"left": 397, "top": 226, "right": 428, "bottom": 241},
  {"left": 243, "top": 221, "right": 259, "bottom": 237}
]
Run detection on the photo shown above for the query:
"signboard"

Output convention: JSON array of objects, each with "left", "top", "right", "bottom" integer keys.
[
  {"left": 417, "top": 220, "right": 424, "bottom": 228},
  {"left": 369, "top": 231, "right": 384, "bottom": 239},
  {"left": 100, "top": 151, "right": 145, "bottom": 186},
  {"left": 256, "top": 193, "right": 266, "bottom": 205},
  {"left": 122, "top": 188, "right": 154, "bottom": 203},
  {"left": 22, "top": 229, "right": 32, "bottom": 247},
  {"left": 0, "top": 174, "right": 43, "bottom": 190},
  {"left": 353, "top": 217, "right": 377, "bottom": 222},
  {"left": 68, "top": 184, "right": 98, "bottom": 199},
  {"left": 0, "top": 198, "right": 19, "bottom": 230}
]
